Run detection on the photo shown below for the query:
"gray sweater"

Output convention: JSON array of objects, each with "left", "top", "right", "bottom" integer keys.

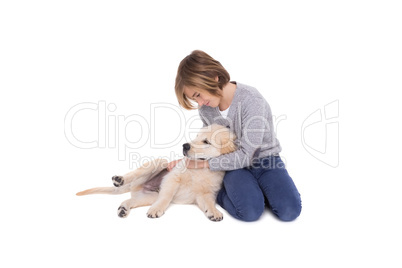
[{"left": 199, "top": 82, "right": 281, "bottom": 171}]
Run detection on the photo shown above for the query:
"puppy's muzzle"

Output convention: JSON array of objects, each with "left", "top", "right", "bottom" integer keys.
[{"left": 182, "top": 143, "right": 190, "bottom": 156}]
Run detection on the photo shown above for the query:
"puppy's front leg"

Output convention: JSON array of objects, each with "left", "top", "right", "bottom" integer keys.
[
  {"left": 196, "top": 194, "right": 223, "bottom": 222},
  {"left": 147, "top": 177, "right": 180, "bottom": 218}
]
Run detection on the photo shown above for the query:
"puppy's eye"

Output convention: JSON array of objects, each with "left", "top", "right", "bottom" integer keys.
[{"left": 203, "top": 139, "right": 210, "bottom": 145}]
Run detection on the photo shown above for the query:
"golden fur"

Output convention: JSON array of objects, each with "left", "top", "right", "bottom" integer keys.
[{"left": 77, "top": 124, "right": 236, "bottom": 221}]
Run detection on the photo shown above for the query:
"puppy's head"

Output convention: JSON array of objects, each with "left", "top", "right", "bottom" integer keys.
[{"left": 183, "top": 124, "right": 237, "bottom": 160}]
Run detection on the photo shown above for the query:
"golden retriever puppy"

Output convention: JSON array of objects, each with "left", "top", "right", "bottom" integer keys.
[{"left": 76, "top": 124, "right": 236, "bottom": 221}]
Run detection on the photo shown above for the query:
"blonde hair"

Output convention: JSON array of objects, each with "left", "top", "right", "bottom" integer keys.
[{"left": 175, "top": 50, "right": 230, "bottom": 110}]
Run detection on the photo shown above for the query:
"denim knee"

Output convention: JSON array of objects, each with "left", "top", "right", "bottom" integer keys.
[
  {"left": 235, "top": 203, "right": 264, "bottom": 222},
  {"left": 274, "top": 197, "right": 302, "bottom": 222}
]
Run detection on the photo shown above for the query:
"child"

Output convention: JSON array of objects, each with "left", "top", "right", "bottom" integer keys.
[{"left": 168, "top": 50, "right": 301, "bottom": 222}]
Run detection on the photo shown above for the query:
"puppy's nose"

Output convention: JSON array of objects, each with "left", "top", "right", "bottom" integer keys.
[{"left": 183, "top": 143, "right": 190, "bottom": 151}]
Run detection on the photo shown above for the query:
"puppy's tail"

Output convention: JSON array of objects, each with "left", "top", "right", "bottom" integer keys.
[{"left": 76, "top": 184, "right": 130, "bottom": 196}]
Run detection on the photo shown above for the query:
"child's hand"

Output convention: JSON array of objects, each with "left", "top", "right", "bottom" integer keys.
[
  {"left": 167, "top": 159, "right": 183, "bottom": 171},
  {"left": 184, "top": 159, "right": 209, "bottom": 169}
]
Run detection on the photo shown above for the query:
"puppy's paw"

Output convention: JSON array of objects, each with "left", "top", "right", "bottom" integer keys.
[
  {"left": 147, "top": 206, "right": 165, "bottom": 218},
  {"left": 206, "top": 209, "right": 223, "bottom": 222},
  {"left": 112, "top": 175, "right": 124, "bottom": 187},
  {"left": 117, "top": 206, "right": 129, "bottom": 218}
]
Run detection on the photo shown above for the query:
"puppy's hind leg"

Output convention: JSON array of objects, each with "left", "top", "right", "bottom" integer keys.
[
  {"left": 112, "top": 158, "right": 168, "bottom": 187},
  {"left": 117, "top": 191, "right": 158, "bottom": 218},
  {"left": 112, "top": 171, "right": 138, "bottom": 187},
  {"left": 112, "top": 175, "right": 125, "bottom": 187}
]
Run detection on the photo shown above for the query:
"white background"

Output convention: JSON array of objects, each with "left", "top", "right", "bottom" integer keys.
[{"left": 1, "top": 1, "right": 401, "bottom": 267}]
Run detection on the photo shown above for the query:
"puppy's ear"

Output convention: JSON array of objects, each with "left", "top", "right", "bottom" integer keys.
[{"left": 219, "top": 130, "right": 237, "bottom": 155}]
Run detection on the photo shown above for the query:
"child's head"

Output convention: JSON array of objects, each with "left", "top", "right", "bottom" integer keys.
[{"left": 175, "top": 50, "right": 230, "bottom": 110}]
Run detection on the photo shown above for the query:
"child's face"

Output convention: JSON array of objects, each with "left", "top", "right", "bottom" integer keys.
[{"left": 183, "top": 86, "right": 220, "bottom": 108}]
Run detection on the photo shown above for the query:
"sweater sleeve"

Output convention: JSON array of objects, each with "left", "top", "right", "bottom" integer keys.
[{"left": 208, "top": 96, "right": 269, "bottom": 171}]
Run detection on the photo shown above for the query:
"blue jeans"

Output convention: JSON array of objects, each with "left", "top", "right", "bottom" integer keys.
[{"left": 217, "top": 156, "right": 301, "bottom": 222}]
